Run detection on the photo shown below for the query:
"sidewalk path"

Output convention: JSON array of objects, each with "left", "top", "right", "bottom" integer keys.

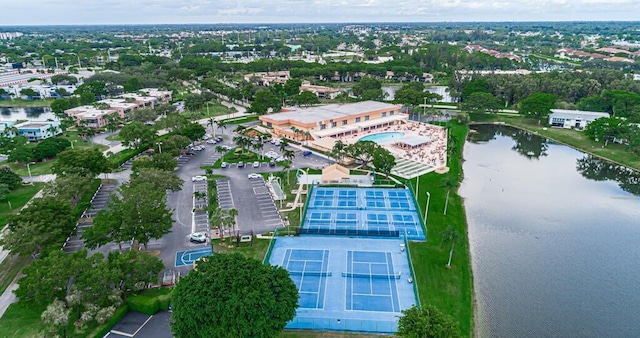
[{"left": 0, "top": 283, "right": 18, "bottom": 318}]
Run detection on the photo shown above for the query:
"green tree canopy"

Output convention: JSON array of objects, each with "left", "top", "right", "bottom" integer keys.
[
  {"left": 53, "top": 148, "right": 112, "bottom": 177},
  {"left": 0, "top": 166, "right": 23, "bottom": 190},
  {"left": 371, "top": 146, "right": 396, "bottom": 178},
  {"left": 0, "top": 196, "right": 76, "bottom": 258},
  {"left": 176, "top": 122, "right": 207, "bottom": 142},
  {"left": 519, "top": 92, "right": 558, "bottom": 121},
  {"left": 119, "top": 121, "right": 157, "bottom": 149},
  {"left": 249, "top": 90, "right": 282, "bottom": 114},
  {"left": 171, "top": 253, "right": 298, "bottom": 338},
  {"left": 130, "top": 167, "right": 183, "bottom": 192},
  {"left": 397, "top": 305, "right": 462, "bottom": 338},
  {"left": 462, "top": 92, "right": 503, "bottom": 113}
]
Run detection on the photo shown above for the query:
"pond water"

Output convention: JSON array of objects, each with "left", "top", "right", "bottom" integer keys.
[
  {"left": 460, "top": 125, "right": 640, "bottom": 337},
  {"left": 0, "top": 106, "right": 57, "bottom": 122}
]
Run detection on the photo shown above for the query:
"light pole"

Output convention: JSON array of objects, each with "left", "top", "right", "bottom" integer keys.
[
  {"left": 27, "top": 162, "right": 35, "bottom": 178},
  {"left": 157, "top": 142, "right": 163, "bottom": 154},
  {"left": 415, "top": 174, "right": 420, "bottom": 198},
  {"left": 424, "top": 192, "right": 431, "bottom": 225},
  {"left": 206, "top": 101, "right": 210, "bottom": 117},
  {"left": 70, "top": 140, "right": 77, "bottom": 149}
]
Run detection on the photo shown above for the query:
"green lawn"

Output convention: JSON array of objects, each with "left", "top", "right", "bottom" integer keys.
[
  {"left": 0, "top": 301, "right": 47, "bottom": 337},
  {"left": 183, "top": 102, "right": 237, "bottom": 120},
  {"left": 0, "top": 183, "right": 43, "bottom": 225},
  {"left": 211, "top": 238, "right": 271, "bottom": 262},
  {"left": 0, "top": 99, "right": 54, "bottom": 107},
  {"left": 406, "top": 122, "right": 474, "bottom": 337},
  {"left": 471, "top": 113, "right": 640, "bottom": 171}
]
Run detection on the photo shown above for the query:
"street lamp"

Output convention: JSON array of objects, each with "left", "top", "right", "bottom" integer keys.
[
  {"left": 70, "top": 140, "right": 77, "bottom": 149},
  {"left": 424, "top": 192, "right": 431, "bottom": 225},
  {"left": 157, "top": 142, "right": 163, "bottom": 154},
  {"left": 27, "top": 162, "right": 35, "bottom": 178}
]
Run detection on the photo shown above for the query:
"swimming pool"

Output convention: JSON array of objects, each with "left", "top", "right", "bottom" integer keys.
[{"left": 359, "top": 132, "right": 405, "bottom": 144}]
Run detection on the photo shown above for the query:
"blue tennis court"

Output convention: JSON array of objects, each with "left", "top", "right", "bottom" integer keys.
[
  {"left": 303, "top": 187, "right": 426, "bottom": 240},
  {"left": 268, "top": 237, "right": 418, "bottom": 333},
  {"left": 345, "top": 251, "right": 400, "bottom": 312},
  {"left": 283, "top": 249, "right": 330, "bottom": 309}
]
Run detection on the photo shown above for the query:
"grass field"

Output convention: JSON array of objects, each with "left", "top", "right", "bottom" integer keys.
[
  {"left": 0, "top": 183, "right": 43, "bottom": 225},
  {"left": 471, "top": 113, "right": 640, "bottom": 171},
  {"left": 211, "top": 237, "right": 271, "bottom": 261},
  {"left": 0, "top": 99, "right": 54, "bottom": 107},
  {"left": 406, "top": 121, "right": 474, "bottom": 337},
  {"left": 0, "top": 301, "right": 47, "bottom": 337},
  {"left": 0, "top": 254, "right": 30, "bottom": 295}
]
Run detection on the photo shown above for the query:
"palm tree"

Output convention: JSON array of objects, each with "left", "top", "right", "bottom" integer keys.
[
  {"left": 207, "top": 117, "right": 217, "bottom": 137},
  {"left": 279, "top": 138, "right": 290, "bottom": 153},
  {"left": 215, "top": 145, "right": 226, "bottom": 155},
  {"left": 233, "top": 135, "right": 251, "bottom": 156},
  {"left": 440, "top": 226, "right": 460, "bottom": 268},
  {"left": 441, "top": 177, "right": 458, "bottom": 215},
  {"left": 253, "top": 141, "right": 264, "bottom": 160},
  {"left": 226, "top": 208, "right": 239, "bottom": 243},
  {"left": 217, "top": 120, "right": 227, "bottom": 135},
  {"left": 209, "top": 206, "right": 224, "bottom": 239},
  {"left": 303, "top": 131, "right": 312, "bottom": 146}
]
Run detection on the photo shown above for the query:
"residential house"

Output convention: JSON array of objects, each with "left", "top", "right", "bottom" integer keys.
[
  {"left": 15, "top": 120, "right": 62, "bottom": 141},
  {"left": 300, "top": 81, "right": 342, "bottom": 100},
  {"left": 65, "top": 105, "right": 119, "bottom": 128}
]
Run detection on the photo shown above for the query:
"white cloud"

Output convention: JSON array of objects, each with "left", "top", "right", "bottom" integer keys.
[{"left": 0, "top": 0, "right": 637, "bottom": 25}]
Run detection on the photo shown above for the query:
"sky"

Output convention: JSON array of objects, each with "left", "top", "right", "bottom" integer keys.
[{"left": 0, "top": 0, "right": 638, "bottom": 25}]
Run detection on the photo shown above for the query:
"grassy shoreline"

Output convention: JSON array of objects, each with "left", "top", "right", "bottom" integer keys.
[
  {"left": 407, "top": 121, "right": 474, "bottom": 336},
  {"left": 470, "top": 113, "right": 640, "bottom": 171}
]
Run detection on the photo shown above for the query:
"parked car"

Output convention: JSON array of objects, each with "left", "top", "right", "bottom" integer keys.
[
  {"left": 221, "top": 162, "right": 228, "bottom": 168},
  {"left": 206, "top": 139, "right": 217, "bottom": 144},
  {"left": 253, "top": 161, "right": 260, "bottom": 168},
  {"left": 247, "top": 173, "right": 262, "bottom": 179},
  {"left": 269, "top": 160, "right": 276, "bottom": 167},
  {"left": 215, "top": 137, "right": 223, "bottom": 142},
  {"left": 189, "top": 232, "right": 207, "bottom": 243},
  {"left": 185, "top": 151, "right": 196, "bottom": 156},
  {"left": 275, "top": 156, "right": 286, "bottom": 162},
  {"left": 192, "top": 175, "right": 207, "bottom": 182},
  {"left": 237, "top": 161, "right": 245, "bottom": 168},
  {"left": 302, "top": 150, "right": 312, "bottom": 156}
]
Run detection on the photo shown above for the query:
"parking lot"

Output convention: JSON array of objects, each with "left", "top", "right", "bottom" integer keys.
[
  {"left": 63, "top": 182, "right": 117, "bottom": 253},
  {"left": 192, "top": 178, "right": 209, "bottom": 236},
  {"left": 215, "top": 178, "right": 235, "bottom": 210}
]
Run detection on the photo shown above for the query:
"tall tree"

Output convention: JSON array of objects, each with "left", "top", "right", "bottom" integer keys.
[
  {"left": 372, "top": 147, "right": 396, "bottom": 178},
  {"left": 171, "top": 253, "right": 298, "bottom": 338},
  {"left": 83, "top": 182, "right": 173, "bottom": 251},
  {"left": 519, "top": 92, "right": 558, "bottom": 122},
  {"left": 440, "top": 226, "right": 461, "bottom": 268},
  {"left": 119, "top": 121, "right": 157, "bottom": 149},
  {"left": 53, "top": 148, "right": 112, "bottom": 177},
  {"left": 0, "top": 197, "right": 76, "bottom": 258},
  {"left": 130, "top": 167, "right": 184, "bottom": 192}
]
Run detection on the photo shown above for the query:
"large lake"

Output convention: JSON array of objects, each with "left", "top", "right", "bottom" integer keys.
[
  {"left": 0, "top": 106, "right": 57, "bottom": 121},
  {"left": 460, "top": 125, "right": 640, "bottom": 337}
]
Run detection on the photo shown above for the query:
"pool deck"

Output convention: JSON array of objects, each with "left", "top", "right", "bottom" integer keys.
[{"left": 340, "top": 121, "right": 448, "bottom": 179}]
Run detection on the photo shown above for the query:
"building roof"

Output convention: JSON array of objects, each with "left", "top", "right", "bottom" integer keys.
[
  {"left": 395, "top": 135, "right": 431, "bottom": 147},
  {"left": 550, "top": 109, "right": 610, "bottom": 120},
  {"left": 321, "top": 164, "right": 350, "bottom": 182},
  {"left": 15, "top": 121, "right": 56, "bottom": 128},
  {"left": 263, "top": 101, "right": 402, "bottom": 125},
  {"left": 312, "top": 137, "right": 338, "bottom": 150}
]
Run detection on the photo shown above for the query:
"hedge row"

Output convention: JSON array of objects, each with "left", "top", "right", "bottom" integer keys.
[
  {"left": 91, "top": 304, "right": 130, "bottom": 338},
  {"left": 126, "top": 292, "right": 172, "bottom": 315}
]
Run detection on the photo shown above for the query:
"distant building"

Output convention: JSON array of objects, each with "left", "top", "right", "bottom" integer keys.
[
  {"left": 15, "top": 120, "right": 61, "bottom": 141},
  {"left": 65, "top": 105, "right": 120, "bottom": 128},
  {"left": 548, "top": 109, "right": 610, "bottom": 129},
  {"left": 120, "top": 88, "right": 172, "bottom": 108},
  {"left": 300, "top": 81, "right": 341, "bottom": 99},
  {"left": 244, "top": 71, "right": 290, "bottom": 86}
]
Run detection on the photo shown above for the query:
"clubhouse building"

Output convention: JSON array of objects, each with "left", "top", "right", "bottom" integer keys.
[{"left": 259, "top": 101, "right": 406, "bottom": 141}]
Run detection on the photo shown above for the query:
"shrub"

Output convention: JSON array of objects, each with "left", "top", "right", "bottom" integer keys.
[
  {"left": 126, "top": 295, "right": 159, "bottom": 315},
  {"left": 157, "top": 294, "right": 171, "bottom": 311},
  {"left": 91, "top": 304, "right": 129, "bottom": 338}
]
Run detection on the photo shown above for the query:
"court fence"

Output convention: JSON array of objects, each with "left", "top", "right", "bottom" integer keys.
[
  {"left": 286, "top": 316, "right": 398, "bottom": 333},
  {"left": 406, "top": 183, "right": 428, "bottom": 242},
  {"left": 262, "top": 228, "right": 279, "bottom": 265},
  {"left": 299, "top": 183, "right": 315, "bottom": 227},
  {"left": 299, "top": 228, "right": 400, "bottom": 238},
  {"left": 403, "top": 233, "right": 422, "bottom": 309}
]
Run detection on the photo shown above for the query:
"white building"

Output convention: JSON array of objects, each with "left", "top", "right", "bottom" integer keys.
[{"left": 548, "top": 109, "right": 610, "bottom": 129}]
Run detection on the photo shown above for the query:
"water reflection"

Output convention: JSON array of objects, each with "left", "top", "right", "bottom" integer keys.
[
  {"left": 576, "top": 155, "right": 640, "bottom": 196},
  {"left": 0, "top": 107, "right": 56, "bottom": 121},
  {"left": 468, "top": 124, "right": 548, "bottom": 159}
]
